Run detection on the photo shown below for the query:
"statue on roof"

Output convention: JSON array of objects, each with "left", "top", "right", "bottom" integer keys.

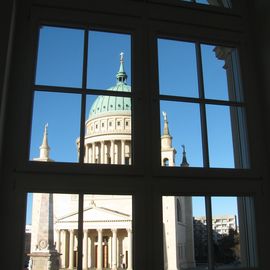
[
  {"left": 162, "top": 111, "right": 167, "bottom": 122},
  {"left": 120, "top": 52, "right": 124, "bottom": 62}
]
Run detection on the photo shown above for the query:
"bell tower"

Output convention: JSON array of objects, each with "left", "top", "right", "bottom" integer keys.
[
  {"left": 33, "top": 123, "right": 53, "bottom": 162},
  {"left": 161, "top": 111, "right": 176, "bottom": 166}
]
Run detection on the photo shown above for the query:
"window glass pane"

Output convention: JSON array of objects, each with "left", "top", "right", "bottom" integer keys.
[
  {"left": 163, "top": 196, "right": 207, "bottom": 270},
  {"left": 35, "top": 26, "right": 84, "bottom": 87},
  {"left": 201, "top": 45, "right": 228, "bottom": 101},
  {"left": 87, "top": 31, "right": 131, "bottom": 90},
  {"left": 84, "top": 95, "right": 132, "bottom": 165},
  {"left": 25, "top": 193, "right": 79, "bottom": 270},
  {"left": 82, "top": 195, "right": 132, "bottom": 269},
  {"left": 211, "top": 197, "right": 241, "bottom": 268},
  {"left": 158, "top": 39, "right": 198, "bottom": 98},
  {"left": 206, "top": 105, "right": 235, "bottom": 168},
  {"left": 160, "top": 101, "right": 203, "bottom": 167},
  {"left": 30, "top": 91, "right": 81, "bottom": 163},
  {"left": 192, "top": 197, "right": 209, "bottom": 269},
  {"left": 202, "top": 45, "right": 241, "bottom": 101}
]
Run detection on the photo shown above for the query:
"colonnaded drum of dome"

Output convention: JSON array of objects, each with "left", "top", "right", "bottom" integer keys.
[{"left": 83, "top": 53, "right": 132, "bottom": 165}]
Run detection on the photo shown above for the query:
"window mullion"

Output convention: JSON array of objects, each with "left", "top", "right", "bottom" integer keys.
[
  {"left": 79, "top": 30, "right": 89, "bottom": 164},
  {"left": 196, "top": 42, "right": 210, "bottom": 168},
  {"left": 205, "top": 196, "right": 214, "bottom": 270},
  {"left": 77, "top": 193, "right": 84, "bottom": 270}
]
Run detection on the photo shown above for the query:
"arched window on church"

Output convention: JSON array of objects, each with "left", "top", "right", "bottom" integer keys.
[
  {"left": 163, "top": 158, "right": 169, "bottom": 166},
  {"left": 177, "top": 199, "right": 183, "bottom": 223}
]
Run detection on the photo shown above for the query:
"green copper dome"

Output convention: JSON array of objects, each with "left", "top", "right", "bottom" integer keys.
[{"left": 89, "top": 53, "right": 131, "bottom": 119}]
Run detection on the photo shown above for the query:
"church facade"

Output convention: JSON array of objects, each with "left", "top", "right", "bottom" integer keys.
[{"left": 30, "top": 54, "right": 195, "bottom": 270}]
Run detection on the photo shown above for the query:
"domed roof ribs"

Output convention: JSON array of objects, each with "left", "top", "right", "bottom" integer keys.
[
  {"left": 104, "top": 95, "right": 110, "bottom": 113},
  {"left": 116, "top": 52, "right": 128, "bottom": 83},
  {"left": 100, "top": 94, "right": 106, "bottom": 113},
  {"left": 88, "top": 52, "right": 131, "bottom": 119}
]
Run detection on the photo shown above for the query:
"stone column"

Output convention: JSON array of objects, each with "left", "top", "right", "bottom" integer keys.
[
  {"left": 112, "top": 229, "right": 118, "bottom": 270},
  {"left": 111, "top": 140, "right": 115, "bottom": 164},
  {"left": 127, "top": 143, "right": 131, "bottom": 165},
  {"left": 100, "top": 141, "right": 104, "bottom": 164},
  {"left": 115, "top": 142, "right": 119, "bottom": 164},
  {"left": 69, "top": 230, "right": 74, "bottom": 269},
  {"left": 83, "top": 229, "right": 88, "bottom": 269},
  {"left": 55, "top": 229, "right": 61, "bottom": 253},
  {"left": 61, "top": 230, "right": 67, "bottom": 268},
  {"left": 97, "top": 229, "right": 103, "bottom": 270},
  {"left": 96, "top": 143, "right": 100, "bottom": 163},
  {"left": 127, "top": 229, "right": 133, "bottom": 270},
  {"left": 90, "top": 235, "right": 95, "bottom": 268},
  {"left": 121, "top": 140, "right": 125, "bottom": 164},
  {"left": 88, "top": 235, "right": 92, "bottom": 269},
  {"left": 105, "top": 143, "right": 109, "bottom": 164},
  {"left": 85, "top": 144, "right": 89, "bottom": 163},
  {"left": 92, "top": 142, "right": 96, "bottom": 163},
  {"left": 87, "top": 144, "right": 93, "bottom": 163}
]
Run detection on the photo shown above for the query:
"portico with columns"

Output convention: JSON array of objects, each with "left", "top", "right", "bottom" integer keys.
[{"left": 54, "top": 200, "right": 132, "bottom": 270}]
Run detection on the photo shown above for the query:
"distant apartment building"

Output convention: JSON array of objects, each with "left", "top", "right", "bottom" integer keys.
[{"left": 194, "top": 215, "right": 238, "bottom": 242}]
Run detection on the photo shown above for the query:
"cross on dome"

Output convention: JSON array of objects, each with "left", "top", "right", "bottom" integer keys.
[{"left": 116, "top": 52, "right": 128, "bottom": 83}]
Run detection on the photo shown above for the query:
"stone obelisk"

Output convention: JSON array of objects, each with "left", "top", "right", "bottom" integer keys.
[{"left": 29, "top": 124, "right": 60, "bottom": 270}]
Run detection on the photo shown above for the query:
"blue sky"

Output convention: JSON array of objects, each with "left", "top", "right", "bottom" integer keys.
[
  {"left": 158, "top": 39, "right": 234, "bottom": 167},
  {"left": 27, "top": 26, "right": 238, "bottom": 224},
  {"left": 192, "top": 196, "right": 238, "bottom": 218}
]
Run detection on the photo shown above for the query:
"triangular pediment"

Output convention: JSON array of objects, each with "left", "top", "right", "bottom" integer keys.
[{"left": 56, "top": 206, "right": 131, "bottom": 223}]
